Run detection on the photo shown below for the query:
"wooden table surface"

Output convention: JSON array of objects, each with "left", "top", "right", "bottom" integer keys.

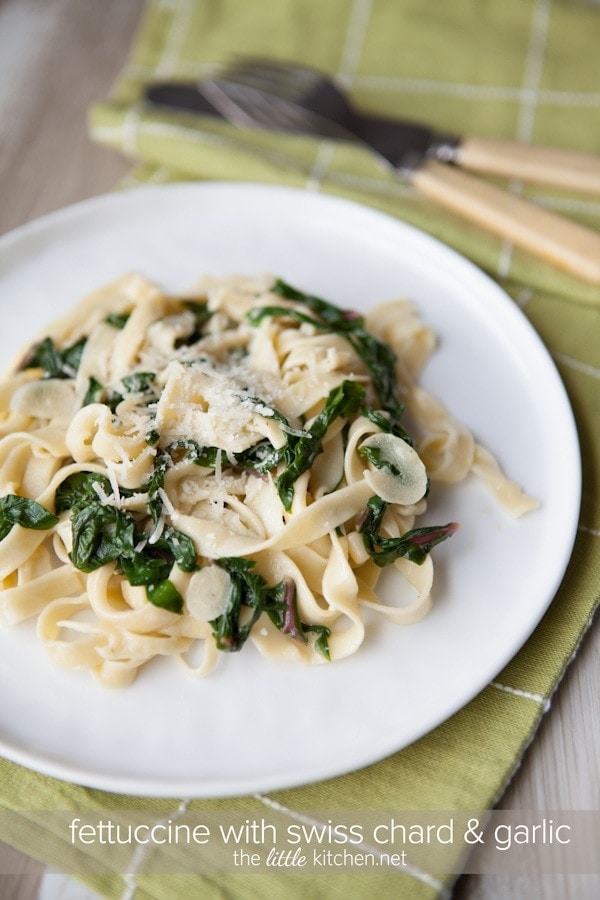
[{"left": 0, "top": 2, "right": 598, "bottom": 898}]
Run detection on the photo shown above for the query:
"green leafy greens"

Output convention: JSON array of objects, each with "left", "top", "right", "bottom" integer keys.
[
  {"left": 105, "top": 312, "right": 131, "bottom": 330},
  {"left": 55, "top": 470, "right": 198, "bottom": 614},
  {"left": 0, "top": 495, "right": 58, "bottom": 541},
  {"left": 210, "top": 557, "right": 330, "bottom": 658},
  {"left": 273, "top": 379, "right": 364, "bottom": 511},
  {"left": 175, "top": 299, "right": 213, "bottom": 347},
  {"left": 359, "top": 495, "right": 458, "bottom": 567},
  {"left": 20, "top": 336, "right": 87, "bottom": 379},
  {"left": 83, "top": 370, "right": 159, "bottom": 412}
]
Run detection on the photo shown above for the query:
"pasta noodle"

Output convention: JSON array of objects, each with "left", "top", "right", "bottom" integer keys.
[{"left": 0, "top": 273, "right": 538, "bottom": 686}]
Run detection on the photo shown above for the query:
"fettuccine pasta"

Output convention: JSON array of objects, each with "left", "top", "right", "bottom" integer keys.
[{"left": 0, "top": 273, "right": 537, "bottom": 686}]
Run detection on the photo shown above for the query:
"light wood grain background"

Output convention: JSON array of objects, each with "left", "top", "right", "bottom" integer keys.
[{"left": 0, "top": 1, "right": 598, "bottom": 898}]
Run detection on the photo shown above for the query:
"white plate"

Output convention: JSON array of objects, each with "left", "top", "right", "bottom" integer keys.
[{"left": 0, "top": 183, "right": 580, "bottom": 797}]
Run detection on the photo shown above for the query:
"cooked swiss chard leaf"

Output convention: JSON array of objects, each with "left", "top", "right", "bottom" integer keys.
[
  {"left": 55, "top": 472, "right": 112, "bottom": 513},
  {"left": 83, "top": 371, "right": 158, "bottom": 416},
  {"left": 174, "top": 299, "right": 213, "bottom": 347},
  {"left": 120, "top": 372, "right": 156, "bottom": 395},
  {"left": 105, "top": 312, "right": 130, "bottom": 329},
  {"left": 83, "top": 376, "right": 104, "bottom": 406},
  {"left": 362, "top": 407, "right": 412, "bottom": 446},
  {"left": 303, "top": 623, "right": 331, "bottom": 661},
  {"left": 271, "top": 278, "right": 359, "bottom": 328},
  {"left": 153, "top": 524, "right": 198, "bottom": 573},
  {"left": 0, "top": 495, "right": 59, "bottom": 541},
  {"left": 20, "top": 336, "right": 87, "bottom": 379},
  {"left": 166, "top": 439, "right": 222, "bottom": 469},
  {"left": 55, "top": 468, "right": 196, "bottom": 612},
  {"left": 359, "top": 495, "right": 458, "bottom": 567},
  {"left": 108, "top": 371, "right": 158, "bottom": 413},
  {"left": 246, "top": 304, "right": 323, "bottom": 331},
  {"left": 237, "top": 439, "right": 283, "bottom": 474},
  {"left": 275, "top": 379, "right": 365, "bottom": 511},
  {"left": 120, "top": 550, "right": 173, "bottom": 586},
  {"left": 169, "top": 435, "right": 283, "bottom": 477},
  {"left": 144, "top": 451, "right": 170, "bottom": 523},
  {"left": 69, "top": 503, "right": 138, "bottom": 573},
  {"left": 209, "top": 558, "right": 267, "bottom": 652},
  {"left": 357, "top": 444, "right": 403, "bottom": 476},
  {"left": 146, "top": 579, "right": 184, "bottom": 614},
  {"left": 142, "top": 455, "right": 199, "bottom": 570},
  {"left": 168, "top": 433, "right": 282, "bottom": 478},
  {"left": 210, "top": 557, "right": 330, "bottom": 658},
  {"left": 348, "top": 328, "right": 402, "bottom": 421}
]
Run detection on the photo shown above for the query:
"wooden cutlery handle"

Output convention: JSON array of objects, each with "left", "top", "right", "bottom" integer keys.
[
  {"left": 457, "top": 135, "right": 600, "bottom": 196},
  {"left": 411, "top": 160, "right": 600, "bottom": 284}
]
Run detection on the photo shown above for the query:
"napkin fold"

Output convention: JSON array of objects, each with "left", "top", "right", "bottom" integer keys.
[{"left": 1, "top": 1, "right": 600, "bottom": 898}]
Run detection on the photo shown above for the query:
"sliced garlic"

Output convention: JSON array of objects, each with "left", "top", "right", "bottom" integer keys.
[
  {"left": 360, "top": 432, "right": 427, "bottom": 506},
  {"left": 10, "top": 379, "right": 76, "bottom": 422},
  {"left": 185, "top": 565, "right": 232, "bottom": 621}
]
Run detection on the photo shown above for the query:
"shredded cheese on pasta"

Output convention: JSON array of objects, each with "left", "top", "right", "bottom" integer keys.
[{"left": 0, "top": 273, "right": 538, "bottom": 686}]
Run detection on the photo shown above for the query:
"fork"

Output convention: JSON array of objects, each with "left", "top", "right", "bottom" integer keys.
[
  {"left": 195, "top": 60, "right": 600, "bottom": 283},
  {"left": 199, "top": 60, "right": 464, "bottom": 178},
  {"left": 200, "top": 60, "right": 600, "bottom": 193}
]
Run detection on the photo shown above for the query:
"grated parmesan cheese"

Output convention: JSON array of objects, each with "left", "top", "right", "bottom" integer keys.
[{"left": 154, "top": 360, "right": 286, "bottom": 453}]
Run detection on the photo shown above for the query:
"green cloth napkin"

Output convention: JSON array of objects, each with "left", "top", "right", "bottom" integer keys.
[{"left": 2, "top": 1, "right": 600, "bottom": 897}]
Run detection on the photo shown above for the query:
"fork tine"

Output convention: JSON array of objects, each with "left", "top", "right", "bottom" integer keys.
[
  {"left": 197, "top": 82, "right": 260, "bottom": 128},
  {"left": 218, "top": 58, "right": 324, "bottom": 102},
  {"left": 227, "top": 70, "right": 307, "bottom": 100},
  {"left": 234, "top": 88, "right": 308, "bottom": 130},
  {"left": 199, "top": 76, "right": 355, "bottom": 140},
  {"left": 199, "top": 80, "right": 312, "bottom": 132}
]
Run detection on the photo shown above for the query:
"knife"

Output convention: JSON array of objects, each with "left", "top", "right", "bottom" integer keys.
[{"left": 146, "top": 81, "right": 600, "bottom": 284}]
